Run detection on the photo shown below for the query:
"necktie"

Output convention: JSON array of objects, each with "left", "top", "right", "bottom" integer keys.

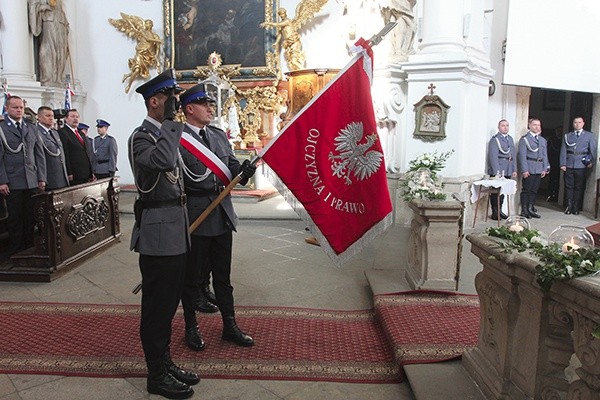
[
  {"left": 74, "top": 128, "right": 85, "bottom": 145},
  {"left": 576, "top": 131, "right": 581, "bottom": 137},
  {"left": 15, "top": 122, "right": 22, "bottom": 133},
  {"left": 199, "top": 128, "right": 209, "bottom": 148}
]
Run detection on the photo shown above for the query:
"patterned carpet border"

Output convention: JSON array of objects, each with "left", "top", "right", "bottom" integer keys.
[
  {"left": 0, "top": 302, "right": 400, "bottom": 384},
  {"left": 374, "top": 290, "right": 480, "bottom": 376}
]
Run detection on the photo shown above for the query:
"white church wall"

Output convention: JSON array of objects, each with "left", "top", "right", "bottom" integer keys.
[{"left": 67, "top": 0, "right": 164, "bottom": 185}]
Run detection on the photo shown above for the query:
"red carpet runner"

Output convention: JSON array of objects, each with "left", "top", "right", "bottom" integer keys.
[
  {"left": 0, "top": 291, "right": 479, "bottom": 383},
  {"left": 0, "top": 303, "right": 399, "bottom": 383},
  {"left": 374, "top": 290, "right": 480, "bottom": 377}
]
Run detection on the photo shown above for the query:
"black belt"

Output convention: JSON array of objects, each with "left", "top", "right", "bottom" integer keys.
[
  {"left": 526, "top": 157, "right": 543, "bottom": 162},
  {"left": 498, "top": 156, "right": 510, "bottom": 159},
  {"left": 566, "top": 151, "right": 587, "bottom": 155},
  {"left": 139, "top": 195, "right": 186, "bottom": 208},
  {"left": 185, "top": 187, "right": 225, "bottom": 197},
  {"left": 97, "top": 159, "right": 109, "bottom": 164}
]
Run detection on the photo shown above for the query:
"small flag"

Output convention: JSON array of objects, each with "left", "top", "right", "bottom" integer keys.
[
  {"left": 64, "top": 76, "right": 75, "bottom": 110},
  {"left": 259, "top": 38, "right": 393, "bottom": 264}
]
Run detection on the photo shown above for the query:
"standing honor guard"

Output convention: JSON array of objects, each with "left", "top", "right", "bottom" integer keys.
[
  {"left": 36, "top": 106, "right": 69, "bottom": 190},
  {"left": 129, "top": 69, "right": 198, "bottom": 399},
  {"left": 0, "top": 96, "right": 46, "bottom": 259},
  {"left": 92, "top": 119, "right": 118, "bottom": 179},
  {"left": 560, "top": 116, "right": 597, "bottom": 215},
  {"left": 517, "top": 118, "right": 550, "bottom": 219},
  {"left": 486, "top": 119, "right": 517, "bottom": 220},
  {"left": 177, "top": 83, "right": 257, "bottom": 352}
]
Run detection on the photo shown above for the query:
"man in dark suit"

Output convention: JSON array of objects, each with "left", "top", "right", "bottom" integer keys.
[
  {"left": 58, "top": 109, "right": 93, "bottom": 185},
  {"left": 517, "top": 118, "right": 550, "bottom": 218},
  {"left": 36, "top": 106, "right": 69, "bottom": 190},
  {"left": 486, "top": 119, "right": 517, "bottom": 220},
  {"left": 0, "top": 96, "right": 46, "bottom": 259},
  {"left": 560, "top": 116, "right": 597, "bottom": 215},
  {"left": 177, "top": 83, "right": 257, "bottom": 352},
  {"left": 130, "top": 69, "right": 198, "bottom": 399}
]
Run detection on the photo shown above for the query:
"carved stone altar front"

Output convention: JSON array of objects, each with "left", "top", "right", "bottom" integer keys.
[
  {"left": 405, "top": 199, "right": 463, "bottom": 290},
  {"left": 464, "top": 233, "right": 600, "bottom": 400},
  {"left": 0, "top": 179, "right": 121, "bottom": 282}
]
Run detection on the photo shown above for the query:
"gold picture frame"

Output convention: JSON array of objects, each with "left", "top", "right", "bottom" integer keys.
[
  {"left": 412, "top": 94, "right": 450, "bottom": 141},
  {"left": 164, "top": 0, "right": 280, "bottom": 81}
]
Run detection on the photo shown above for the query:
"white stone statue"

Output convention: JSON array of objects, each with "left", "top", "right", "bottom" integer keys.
[
  {"left": 380, "top": 0, "right": 416, "bottom": 62},
  {"left": 28, "top": 0, "right": 70, "bottom": 86}
]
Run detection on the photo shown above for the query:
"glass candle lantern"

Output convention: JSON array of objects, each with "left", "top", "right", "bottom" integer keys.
[
  {"left": 504, "top": 216, "right": 530, "bottom": 233},
  {"left": 548, "top": 225, "right": 595, "bottom": 252}
]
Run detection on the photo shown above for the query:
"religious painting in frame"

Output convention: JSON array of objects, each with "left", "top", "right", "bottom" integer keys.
[
  {"left": 163, "top": 0, "right": 279, "bottom": 81},
  {"left": 412, "top": 94, "right": 450, "bottom": 142}
]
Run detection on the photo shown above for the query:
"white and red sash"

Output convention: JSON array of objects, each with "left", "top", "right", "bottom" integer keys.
[{"left": 180, "top": 131, "right": 232, "bottom": 185}]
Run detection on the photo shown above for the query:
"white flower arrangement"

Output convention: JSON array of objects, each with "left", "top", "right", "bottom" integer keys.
[{"left": 401, "top": 150, "right": 454, "bottom": 202}]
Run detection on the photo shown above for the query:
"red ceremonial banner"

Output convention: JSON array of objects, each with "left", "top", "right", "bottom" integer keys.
[{"left": 259, "top": 42, "right": 393, "bottom": 264}]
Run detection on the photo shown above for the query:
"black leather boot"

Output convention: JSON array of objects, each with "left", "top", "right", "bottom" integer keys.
[
  {"left": 222, "top": 316, "right": 254, "bottom": 347},
  {"left": 146, "top": 359, "right": 194, "bottom": 399},
  {"left": 528, "top": 204, "right": 540, "bottom": 218},
  {"left": 164, "top": 349, "right": 200, "bottom": 386},
  {"left": 572, "top": 201, "right": 580, "bottom": 215},
  {"left": 490, "top": 194, "right": 500, "bottom": 221},
  {"left": 520, "top": 203, "right": 530, "bottom": 218},
  {"left": 184, "top": 325, "right": 206, "bottom": 351},
  {"left": 499, "top": 196, "right": 508, "bottom": 219},
  {"left": 195, "top": 294, "right": 218, "bottom": 313},
  {"left": 201, "top": 284, "right": 217, "bottom": 305},
  {"left": 565, "top": 200, "right": 573, "bottom": 215}
]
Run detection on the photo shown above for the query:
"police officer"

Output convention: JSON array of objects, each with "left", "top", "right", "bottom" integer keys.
[
  {"left": 0, "top": 96, "right": 46, "bottom": 259},
  {"left": 517, "top": 118, "right": 550, "bottom": 218},
  {"left": 129, "top": 69, "right": 198, "bottom": 399},
  {"left": 92, "top": 119, "right": 118, "bottom": 179},
  {"left": 36, "top": 106, "right": 69, "bottom": 190},
  {"left": 177, "top": 83, "right": 257, "bottom": 352},
  {"left": 486, "top": 119, "right": 517, "bottom": 220},
  {"left": 560, "top": 116, "right": 597, "bottom": 215},
  {"left": 77, "top": 122, "right": 95, "bottom": 165}
]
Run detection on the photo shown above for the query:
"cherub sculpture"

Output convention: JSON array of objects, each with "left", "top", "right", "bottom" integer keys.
[
  {"left": 260, "top": 0, "right": 328, "bottom": 71},
  {"left": 109, "top": 13, "right": 164, "bottom": 93}
]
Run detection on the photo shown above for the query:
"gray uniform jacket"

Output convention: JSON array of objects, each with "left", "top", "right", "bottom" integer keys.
[
  {"left": 128, "top": 118, "right": 190, "bottom": 256},
  {"left": 517, "top": 132, "right": 550, "bottom": 174},
  {"left": 92, "top": 135, "right": 118, "bottom": 175},
  {"left": 36, "top": 125, "right": 69, "bottom": 190},
  {"left": 559, "top": 130, "right": 597, "bottom": 169},
  {"left": 487, "top": 132, "right": 517, "bottom": 176},
  {"left": 179, "top": 124, "right": 242, "bottom": 237},
  {"left": 0, "top": 119, "right": 46, "bottom": 190}
]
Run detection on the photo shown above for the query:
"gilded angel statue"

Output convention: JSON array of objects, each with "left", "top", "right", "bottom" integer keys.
[
  {"left": 260, "top": 0, "right": 328, "bottom": 71},
  {"left": 109, "top": 13, "right": 164, "bottom": 93}
]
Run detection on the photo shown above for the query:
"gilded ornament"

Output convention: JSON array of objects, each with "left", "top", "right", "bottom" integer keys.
[
  {"left": 260, "top": 0, "right": 329, "bottom": 71},
  {"left": 109, "top": 13, "right": 164, "bottom": 93}
]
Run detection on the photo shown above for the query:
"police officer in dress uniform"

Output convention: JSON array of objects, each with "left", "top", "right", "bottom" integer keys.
[
  {"left": 560, "top": 116, "right": 597, "bottom": 215},
  {"left": 129, "top": 69, "right": 199, "bottom": 399},
  {"left": 0, "top": 96, "right": 46, "bottom": 259},
  {"left": 177, "top": 83, "right": 257, "bottom": 352},
  {"left": 36, "top": 106, "right": 69, "bottom": 190},
  {"left": 92, "top": 119, "right": 118, "bottom": 179},
  {"left": 517, "top": 118, "right": 550, "bottom": 219},
  {"left": 486, "top": 119, "right": 517, "bottom": 220},
  {"left": 78, "top": 122, "right": 95, "bottom": 166}
]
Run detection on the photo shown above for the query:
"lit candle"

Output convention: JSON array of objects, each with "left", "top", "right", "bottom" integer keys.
[
  {"left": 509, "top": 223, "right": 524, "bottom": 233},
  {"left": 562, "top": 238, "right": 581, "bottom": 252}
]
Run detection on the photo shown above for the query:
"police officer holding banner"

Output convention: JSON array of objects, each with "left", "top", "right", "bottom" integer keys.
[
  {"left": 129, "top": 69, "right": 198, "bottom": 399},
  {"left": 560, "top": 116, "right": 597, "bottom": 215}
]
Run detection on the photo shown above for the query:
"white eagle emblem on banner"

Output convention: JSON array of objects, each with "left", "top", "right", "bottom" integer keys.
[{"left": 328, "top": 122, "right": 383, "bottom": 185}]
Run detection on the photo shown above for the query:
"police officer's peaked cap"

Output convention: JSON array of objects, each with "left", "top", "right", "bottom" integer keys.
[
  {"left": 179, "top": 83, "right": 216, "bottom": 107},
  {"left": 135, "top": 69, "right": 182, "bottom": 100},
  {"left": 77, "top": 123, "right": 90, "bottom": 130},
  {"left": 96, "top": 119, "right": 110, "bottom": 127}
]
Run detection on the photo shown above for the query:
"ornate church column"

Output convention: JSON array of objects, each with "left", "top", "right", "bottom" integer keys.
[
  {"left": 419, "top": 0, "right": 465, "bottom": 55},
  {"left": 0, "top": 0, "right": 36, "bottom": 83}
]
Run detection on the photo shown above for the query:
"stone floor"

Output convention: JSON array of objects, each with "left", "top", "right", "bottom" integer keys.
[{"left": 0, "top": 192, "right": 597, "bottom": 400}]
